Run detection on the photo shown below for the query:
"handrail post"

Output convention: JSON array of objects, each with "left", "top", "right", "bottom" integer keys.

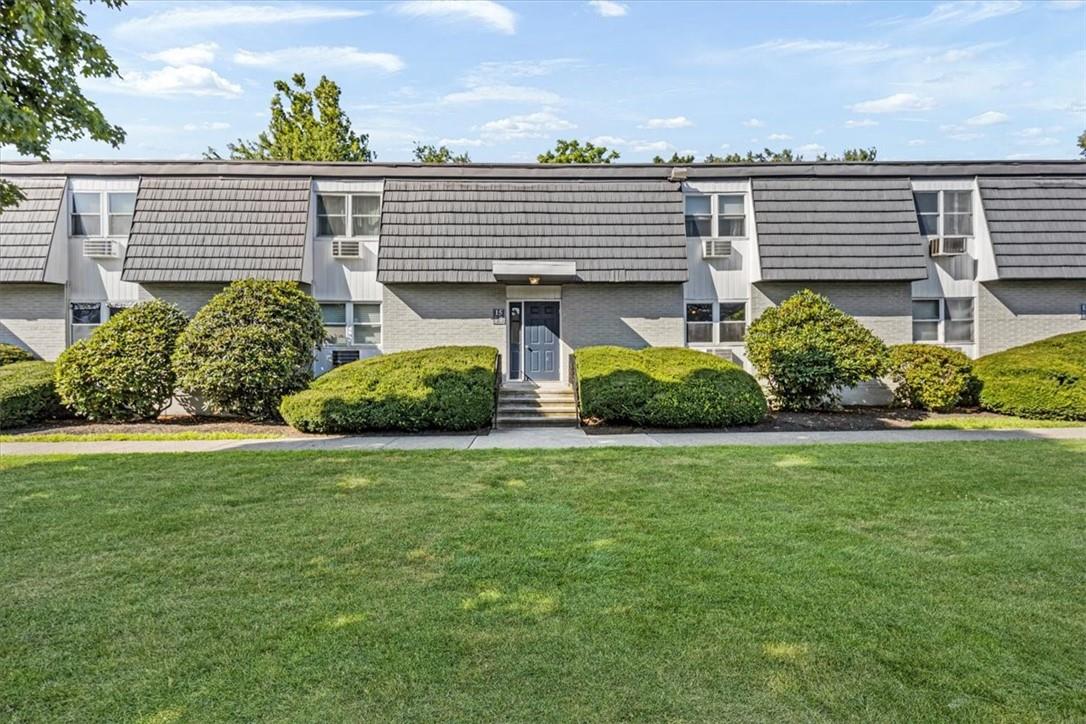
[
  {"left": 568, "top": 352, "right": 580, "bottom": 428},
  {"left": 492, "top": 351, "right": 502, "bottom": 430}
]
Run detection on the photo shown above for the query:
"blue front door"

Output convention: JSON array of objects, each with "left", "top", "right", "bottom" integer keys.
[{"left": 524, "top": 301, "right": 560, "bottom": 381}]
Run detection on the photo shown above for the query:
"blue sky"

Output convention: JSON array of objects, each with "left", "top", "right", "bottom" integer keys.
[{"left": 30, "top": 0, "right": 1086, "bottom": 162}]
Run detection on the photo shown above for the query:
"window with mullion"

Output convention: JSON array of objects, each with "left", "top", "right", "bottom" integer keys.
[
  {"left": 685, "top": 303, "right": 713, "bottom": 344},
  {"left": 71, "top": 192, "right": 102, "bottom": 236},
  {"left": 319, "top": 302, "right": 348, "bottom": 344},
  {"left": 718, "top": 301, "right": 747, "bottom": 342},
  {"left": 685, "top": 195, "right": 711, "bottom": 238},
  {"left": 317, "top": 193, "right": 380, "bottom": 238},
  {"left": 352, "top": 303, "right": 381, "bottom": 345},
  {"left": 717, "top": 195, "right": 746, "bottom": 238},
  {"left": 107, "top": 193, "right": 135, "bottom": 236},
  {"left": 913, "top": 190, "right": 973, "bottom": 238},
  {"left": 912, "top": 298, "right": 974, "bottom": 343}
]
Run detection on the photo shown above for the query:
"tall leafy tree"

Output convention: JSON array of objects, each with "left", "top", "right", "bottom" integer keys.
[
  {"left": 0, "top": 0, "right": 126, "bottom": 210},
  {"left": 652, "top": 152, "right": 695, "bottom": 164},
  {"left": 537, "top": 139, "right": 619, "bottom": 164},
  {"left": 206, "top": 74, "right": 372, "bottom": 161},
  {"left": 1078, "top": 130, "right": 1085, "bottom": 158},
  {"left": 702, "top": 147, "right": 878, "bottom": 163},
  {"left": 413, "top": 142, "right": 471, "bottom": 164}
]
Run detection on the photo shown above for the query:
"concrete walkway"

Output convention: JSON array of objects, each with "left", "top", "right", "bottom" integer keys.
[{"left": 3, "top": 426, "right": 1086, "bottom": 455}]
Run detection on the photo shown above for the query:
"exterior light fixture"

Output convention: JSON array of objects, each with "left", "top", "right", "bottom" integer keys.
[{"left": 528, "top": 275, "right": 541, "bottom": 285}]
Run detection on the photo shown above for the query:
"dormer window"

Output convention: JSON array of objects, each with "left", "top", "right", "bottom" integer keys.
[
  {"left": 914, "top": 190, "right": 972, "bottom": 238},
  {"left": 70, "top": 192, "right": 135, "bottom": 237},
  {"left": 317, "top": 193, "right": 380, "bottom": 238},
  {"left": 685, "top": 194, "right": 746, "bottom": 238}
]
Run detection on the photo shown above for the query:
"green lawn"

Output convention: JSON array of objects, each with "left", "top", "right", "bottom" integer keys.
[
  {"left": 2, "top": 443, "right": 1084, "bottom": 722},
  {"left": 0, "top": 431, "right": 287, "bottom": 443},
  {"left": 911, "top": 415, "right": 1086, "bottom": 430}
]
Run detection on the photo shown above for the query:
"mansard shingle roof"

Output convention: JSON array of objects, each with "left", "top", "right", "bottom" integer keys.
[
  {"left": 121, "top": 176, "right": 310, "bottom": 283},
  {"left": 0, "top": 176, "right": 65, "bottom": 283},
  {"left": 752, "top": 177, "right": 927, "bottom": 281},
  {"left": 377, "top": 179, "right": 687, "bottom": 283},
  {"left": 979, "top": 177, "right": 1086, "bottom": 280}
]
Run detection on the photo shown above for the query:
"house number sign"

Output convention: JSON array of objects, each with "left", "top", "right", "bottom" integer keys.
[{"left": 492, "top": 308, "right": 506, "bottom": 325}]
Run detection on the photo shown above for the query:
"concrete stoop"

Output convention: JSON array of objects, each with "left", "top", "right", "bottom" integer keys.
[{"left": 495, "top": 384, "right": 579, "bottom": 428}]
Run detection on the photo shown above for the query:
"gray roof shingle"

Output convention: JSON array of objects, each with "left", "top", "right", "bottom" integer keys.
[
  {"left": 979, "top": 177, "right": 1086, "bottom": 279},
  {"left": 0, "top": 176, "right": 65, "bottom": 283},
  {"left": 121, "top": 176, "right": 311, "bottom": 283},
  {"left": 376, "top": 180, "right": 687, "bottom": 283},
  {"left": 752, "top": 177, "right": 927, "bottom": 281}
]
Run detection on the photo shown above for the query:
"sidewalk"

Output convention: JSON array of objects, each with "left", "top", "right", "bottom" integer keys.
[{"left": 3, "top": 426, "right": 1086, "bottom": 455}]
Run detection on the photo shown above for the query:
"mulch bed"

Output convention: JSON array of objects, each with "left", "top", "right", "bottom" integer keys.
[
  {"left": 5, "top": 416, "right": 302, "bottom": 437},
  {"left": 582, "top": 408, "right": 992, "bottom": 434}
]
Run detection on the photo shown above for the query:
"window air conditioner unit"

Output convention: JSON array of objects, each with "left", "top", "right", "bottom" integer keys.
[
  {"left": 702, "top": 239, "right": 733, "bottom": 258},
  {"left": 82, "top": 239, "right": 117, "bottom": 258},
  {"left": 331, "top": 349, "right": 361, "bottom": 367},
  {"left": 707, "top": 348, "right": 740, "bottom": 364},
  {"left": 332, "top": 239, "right": 362, "bottom": 258},
  {"left": 930, "top": 237, "right": 967, "bottom": 256}
]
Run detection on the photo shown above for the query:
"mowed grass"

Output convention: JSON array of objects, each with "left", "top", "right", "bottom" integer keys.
[
  {"left": 911, "top": 415, "right": 1086, "bottom": 430},
  {"left": 2, "top": 443, "right": 1084, "bottom": 722}
]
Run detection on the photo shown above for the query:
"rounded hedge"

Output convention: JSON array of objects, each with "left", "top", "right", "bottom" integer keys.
[
  {"left": 745, "top": 290, "right": 887, "bottom": 411},
  {"left": 575, "top": 346, "right": 767, "bottom": 427},
  {"left": 887, "top": 344, "right": 979, "bottom": 412},
  {"left": 280, "top": 346, "right": 498, "bottom": 433},
  {"left": 54, "top": 300, "right": 189, "bottom": 421},
  {"left": 0, "top": 361, "right": 68, "bottom": 429},
  {"left": 0, "top": 343, "right": 35, "bottom": 366},
  {"left": 973, "top": 332, "right": 1086, "bottom": 420},
  {"left": 173, "top": 279, "right": 325, "bottom": 420}
]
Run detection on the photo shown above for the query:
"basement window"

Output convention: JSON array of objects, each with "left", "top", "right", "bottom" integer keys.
[
  {"left": 319, "top": 302, "right": 381, "bottom": 346},
  {"left": 912, "top": 298, "right": 974, "bottom": 344}
]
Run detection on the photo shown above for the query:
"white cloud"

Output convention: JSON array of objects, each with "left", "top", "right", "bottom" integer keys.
[
  {"left": 464, "top": 59, "right": 578, "bottom": 84},
  {"left": 183, "top": 121, "right": 231, "bottom": 131},
  {"left": 912, "top": 1, "right": 1024, "bottom": 26},
  {"left": 144, "top": 42, "right": 218, "bottom": 66},
  {"left": 96, "top": 65, "right": 243, "bottom": 98},
  {"left": 589, "top": 0, "right": 628, "bottom": 16},
  {"left": 939, "top": 124, "right": 984, "bottom": 141},
  {"left": 642, "top": 116, "right": 693, "bottom": 129},
  {"left": 907, "top": 139, "right": 927, "bottom": 146},
  {"left": 849, "top": 93, "right": 936, "bottom": 113},
  {"left": 443, "top": 84, "right": 560, "bottom": 104},
  {"left": 797, "top": 143, "right": 826, "bottom": 155},
  {"left": 1015, "top": 127, "right": 1045, "bottom": 137},
  {"left": 767, "top": 133, "right": 792, "bottom": 141},
  {"left": 965, "top": 110, "right": 1009, "bottom": 125},
  {"left": 395, "top": 1, "right": 516, "bottom": 34},
  {"left": 438, "top": 137, "right": 485, "bottom": 147},
  {"left": 844, "top": 119, "right": 878, "bottom": 127},
  {"left": 590, "top": 135, "right": 627, "bottom": 146},
  {"left": 234, "top": 47, "right": 404, "bottom": 73},
  {"left": 720, "top": 143, "right": 730, "bottom": 149},
  {"left": 1048, "top": 0, "right": 1084, "bottom": 8},
  {"left": 480, "top": 111, "right": 575, "bottom": 140},
  {"left": 117, "top": 4, "right": 370, "bottom": 35},
  {"left": 588, "top": 136, "right": 673, "bottom": 153},
  {"left": 742, "top": 118, "right": 764, "bottom": 128}
]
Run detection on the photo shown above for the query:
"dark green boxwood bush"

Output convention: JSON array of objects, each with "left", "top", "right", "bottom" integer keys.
[
  {"left": 575, "top": 346, "right": 767, "bottom": 427},
  {"left": 745, "top": 290, "right": 887, "bottom": 410},
  {"left": 887, "top": 344, "right": 979, "bottom": 412},
  {"left": 0, "top": 343, "right": 35, "bottom": 366},
  {"left": 280, "top": 346, "right": 498, "bottom": 433},
  {"left": 54, "top": 300, "right": 189, "bottom": 421},
  {"left": 0, "top": 361, "right": 68, "bottom": 429},
  {"left": 173, "top": 279, "right": 324, "bottom": 420},
  {"left": 973, "top": 332, "right": 1086, "bottom": 420}
]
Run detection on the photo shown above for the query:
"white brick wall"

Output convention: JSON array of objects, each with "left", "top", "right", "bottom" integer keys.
[
  {"left": 0, "top": 284, "right": 67, "bottom": 360},
  {"left": 977, "top": 280, "right": 1086, "bottom": 355},
  {"left": 382, "top": 284, "right": 507, "bottom": 354},
  {"left": 751, "top": 281, "right": 913, "bottom": 345},
  {"left": 563, "top": 284, "right": 683, "bottom": 349}
]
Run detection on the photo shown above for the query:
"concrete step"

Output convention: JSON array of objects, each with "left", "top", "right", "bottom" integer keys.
[
  {"left": 498, "top": 404, "right": 578, "bottom": 415},
  {"left": 496, "top": 414, "right": 580, "bottom": 428},
  {"left": 498, "top": 390, "right": 575, "bottom": 401},
  {"left": 496, "top": 408, "right": 579, "bottom": 419}
]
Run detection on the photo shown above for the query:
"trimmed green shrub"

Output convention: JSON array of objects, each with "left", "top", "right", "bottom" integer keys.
[
  {"left": 887, "top": 344, "right": 979, "bottom": 412},
  {"left": 973, "top": 332, "right": 1086, "bottom": 420},
  {"left": 54, "top": 301, "right": 189, "bottom": 421},
  {"left": 0, "top": 343, "right": 35, "bottom": 366},
  {"left": 575, "top": 346, "right": 767, "bottom": 427},
  {"left": 0, "top": 361, "right": 68, "bottom": 429},
  {"left": 280, "top": 346, "right": 498, "bottom": 433},
  {"left": 745, "top": 290, "right": 887, "bottom": 410},
  {"left": 173, "top": 279, "right": 324, "bottom": 420}
]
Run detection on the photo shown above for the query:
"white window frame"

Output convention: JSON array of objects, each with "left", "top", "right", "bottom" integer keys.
[
  {"left": 69, "top": 301, "right": 133, "bottom": 343},
  {"left": 685, "top": 300, "right": 748, "bottom": 346},
  {"left": 912, "top": 297, "right": 975, "bottom": 344},
  {"left": 70, "top": 191, "right": 135, "bottom": 239},
  {"left": 914, "top": 189, "right": 973, "bottom": 239},
  {"left": 685, "top": 194, "right": 748, "bottom": 240},
  {"left": 315, "top": 193, "right": 381, "bottom": 240},
  {"left": 318, "top": 301, "right": 382, "bottom": 347}
]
